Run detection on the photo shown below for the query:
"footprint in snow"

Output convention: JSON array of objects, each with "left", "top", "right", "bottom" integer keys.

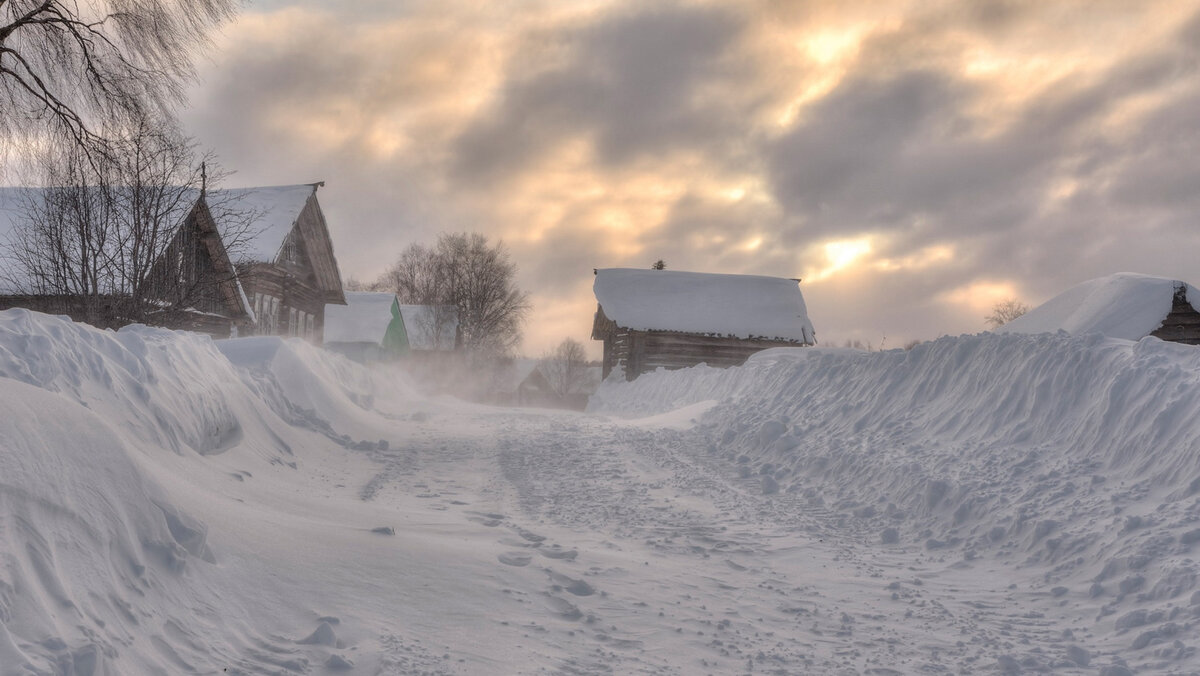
[
  {"left": 547, "top": 570, "right": 595, "bottom": 596},
  {"left": 498, "top": 552, "right": 532, "bottom": 567},
  {"left": 516, "top": 528, "right": 546, "bottom": 543},
  {"left": 539, "top": 546, "right": 578, "bottom": 561},
  {"left": 543, "top": 595, "right": 583, "bottom": 620}
]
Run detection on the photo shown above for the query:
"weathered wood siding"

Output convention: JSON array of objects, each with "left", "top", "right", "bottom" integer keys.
[
  {"left": 606, "top": 329, "right": 805, "bottom": 380},
  {"left": 239, "top": 262, "right": 329, "bottom": 343},
  {"left": 295, "top": 195, "right": 345, "bottom": 303},
  {"left": 592, "top": 303, "right": 809, "bottom": 380},
  {"left": 1151, "top": 287, "right": 1200, "bottom": 345}
]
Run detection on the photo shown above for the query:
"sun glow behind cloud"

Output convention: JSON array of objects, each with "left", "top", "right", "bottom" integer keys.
[
  {"left": 806, "top": 237, "right": 873, "bottom": 282},
  {"left": 180, "top": 0, "right": 1200, "bottom": 355}
]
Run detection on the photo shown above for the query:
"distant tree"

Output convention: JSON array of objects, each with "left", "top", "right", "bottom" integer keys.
[
  {"left": 540, "top": 338, "right": 590, "bottom": 398},
  {"left": 378, "top": 232, "right": 531, "bottom": 354},
  {"left": 986, "top": 299, "right": 1031, "bottom": 328},
  {"left": 0, "top": 0, "right": 237, "bottom": 158},
  {"left": 651, "top": 259, "right": 666, "bottom": 270},
  {"left": 343, "top": 276, "right": 375, "bottom": 292}
]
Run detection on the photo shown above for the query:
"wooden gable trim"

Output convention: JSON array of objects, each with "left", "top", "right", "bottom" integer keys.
[
  {"left": 294, "top": 189, "right": 346, "bottom": 305},
  {"left": 191, "top": 196, "right": 252, "bottom": 322}
]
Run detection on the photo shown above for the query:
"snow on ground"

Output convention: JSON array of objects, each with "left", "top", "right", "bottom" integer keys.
[{"left": 1, "top": 310, "right": 1199, "bottom": 674}]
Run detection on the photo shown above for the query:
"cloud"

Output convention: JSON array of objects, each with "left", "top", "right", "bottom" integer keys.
[
  {"left": 177, "top": 1, "right": 1200, "bottom": 353},
  {"left": 451, "top": 3, "right": 759, "bottom": 183}
]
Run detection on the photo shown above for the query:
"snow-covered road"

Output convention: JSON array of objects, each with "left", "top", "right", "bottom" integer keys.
[
  {"left": 332, "top": 403, "right": 1101, "bottom": 675},
  {"left": 2, "top": 311, "right": 1198, "bottom": 674}
]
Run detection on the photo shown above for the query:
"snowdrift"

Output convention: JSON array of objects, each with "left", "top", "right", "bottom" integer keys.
[
  {"left": 0, "top": 309, "right": 415, "bottom": 674},
  {"left": 592, "top": 331, "right": 1200, "bottom": 630}
]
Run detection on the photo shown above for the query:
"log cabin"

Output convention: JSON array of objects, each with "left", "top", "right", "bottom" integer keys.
[
  {"left": 0, "top": 183, "right": 346, "bottom": 340},
  {"left": 0, "top": 187, "right": 254, "bottom": 335},
  {"left": 212, "top": 183, "right": 346, "bottom": 343},
  {"left": 591, "top": 268, "right": 816, "bottom": 380},
  {"left": 138, "top": 193, "right": 255, "bottom": 335}
]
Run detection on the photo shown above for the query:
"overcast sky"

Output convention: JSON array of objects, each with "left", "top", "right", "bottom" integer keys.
[{"left": 181, "top": 0, "right": 1200, "bottom": 355}]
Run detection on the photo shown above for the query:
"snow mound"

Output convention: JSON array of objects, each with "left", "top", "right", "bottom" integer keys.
[
  {"left": 592, "top": 331, "right": 1200, "bottom": 634},
  {"left": 1000, "top": 272, "right": 1200, "bottom": 339},
  {"left": 0, "top": 309, "right": 254, "bottom": 456},
  {"left": 0, "top": 309, "right": 419, "bottom": 672},
  {"left": 219, "top": 335, "right": 417, "bottom": 444}
]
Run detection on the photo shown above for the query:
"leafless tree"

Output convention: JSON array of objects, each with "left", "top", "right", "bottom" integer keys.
[
  {"left": 378, "top": 232, "right": 531, "bottom": 354},
  {"left": 986, "top": 299, "right": 1031, "bottom": 327},
  {"left": 540, "top": 337, "right": 590, "bottom": 398},
  {"left": 0, "top": 0, "right": 236, "bottom": 161},
  {"left": 7, "top": 137, "right": 118, "bottom": 321},
  {"left": 7, "top": 115, "right": 252, "bottom": 327}
]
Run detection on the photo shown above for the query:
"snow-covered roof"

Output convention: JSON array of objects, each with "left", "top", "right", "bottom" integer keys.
[
  {"left": 593, "top": 268, "right": 816, "bottom": 344},
  {"left": 206, "top": 185, "right": 318, "bottom": 263},
  {"left": 999, "top": 273, "right": 1200, "bottom": 340},
  {"left": 323, "top": 292, "right": 397, "bottom": 344},
  {"left": 397, "top": 305, "right": 458, "bottom": 351},
  {"left": 0, "top": 184, "right": 321, "bottom": 291},
  {"left": 0, "top": 187, "right": 37, "bottom": 292}
]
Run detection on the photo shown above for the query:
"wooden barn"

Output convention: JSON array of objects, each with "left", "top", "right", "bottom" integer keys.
[
  {"left": 1000, "top": 273, "right": 1200, "bottom": 344},
  {"left": 591, "top": 268, "right": 816, "bottom": 380},
  {"left": 213, "top": 183, "right": 346, "bottom": 343}
]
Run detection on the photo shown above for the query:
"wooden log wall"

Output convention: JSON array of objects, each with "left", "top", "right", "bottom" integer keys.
[
  {"left": 239, "top": 263, "right": 328, "bottom": 342},
  {"left": 1151, "top": 287, "right": 1200, "bottom": 345},
  {"left": 604, "top": 329, "right": 807, "bottom": 380}
]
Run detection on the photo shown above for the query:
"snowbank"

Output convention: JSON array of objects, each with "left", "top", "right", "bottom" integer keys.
[
  {"left": 1000, "top": 272, "right": 1200, "bottom": 339},
  {"left": 592, "top": 331, "right": 1200, "bottom": 632},
  {"left": 0, "top": 309, "right": 417, "bottom": 673}
]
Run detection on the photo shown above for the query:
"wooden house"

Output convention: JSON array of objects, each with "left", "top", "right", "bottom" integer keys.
[
  {"left": 213, "top": 183, "right": 346, "bottom": 343},
  {"left": 0, "top": 182, "right": 345, "bottom": 340},
  {"left": 591, "top": 268, "right": 816, "bottom": 380},
  {"left": 139, "top": 193, "right": 255, "bottom": 335},
  {"left": 1000, "top": 273, "right": 1200, "bottom": 344},
  {"left": 0, "top": 187, "right": 253, "bottom": 336}
]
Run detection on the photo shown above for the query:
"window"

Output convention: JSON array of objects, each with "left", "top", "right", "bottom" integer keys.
[
  {"left": 259, "top": 295, "right": 278, "bottom": 335},
  {"left": 289, "top": 308, "right": 299, "bottom": 336}
]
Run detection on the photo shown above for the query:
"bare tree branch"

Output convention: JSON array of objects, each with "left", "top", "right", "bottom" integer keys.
[{"left": 0, "top": 0, "right": 236, "bottom": 160}]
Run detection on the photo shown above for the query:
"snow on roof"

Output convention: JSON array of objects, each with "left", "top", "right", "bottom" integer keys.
[
  {"left": 323, "top": 292, "right": 397, "bottom": 344},
  {"left": 0, "top": 186, "right": 200, "bottom": 294},
  {"left": 999, "top": 273, "right": 1200, "bottom": 340},
  {"left": 0, "top": 187, "right": 37, "bottom": 292},
  {"left": 0, "top": 184, "right": 319, "bottom": 291},
  {"left": 397, "top": 305, "right": 458, "bottom": 351},
  {"left": 593, "top": 268, "right": 816, "bottom": 343},
  {"left": 207, "top": 184, "right": 317, "bottom": 263}
]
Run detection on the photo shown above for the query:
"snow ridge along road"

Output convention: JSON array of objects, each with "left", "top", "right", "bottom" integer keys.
[{"left": 0, "top": 308, "right": 1198, "bottom": 674}]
